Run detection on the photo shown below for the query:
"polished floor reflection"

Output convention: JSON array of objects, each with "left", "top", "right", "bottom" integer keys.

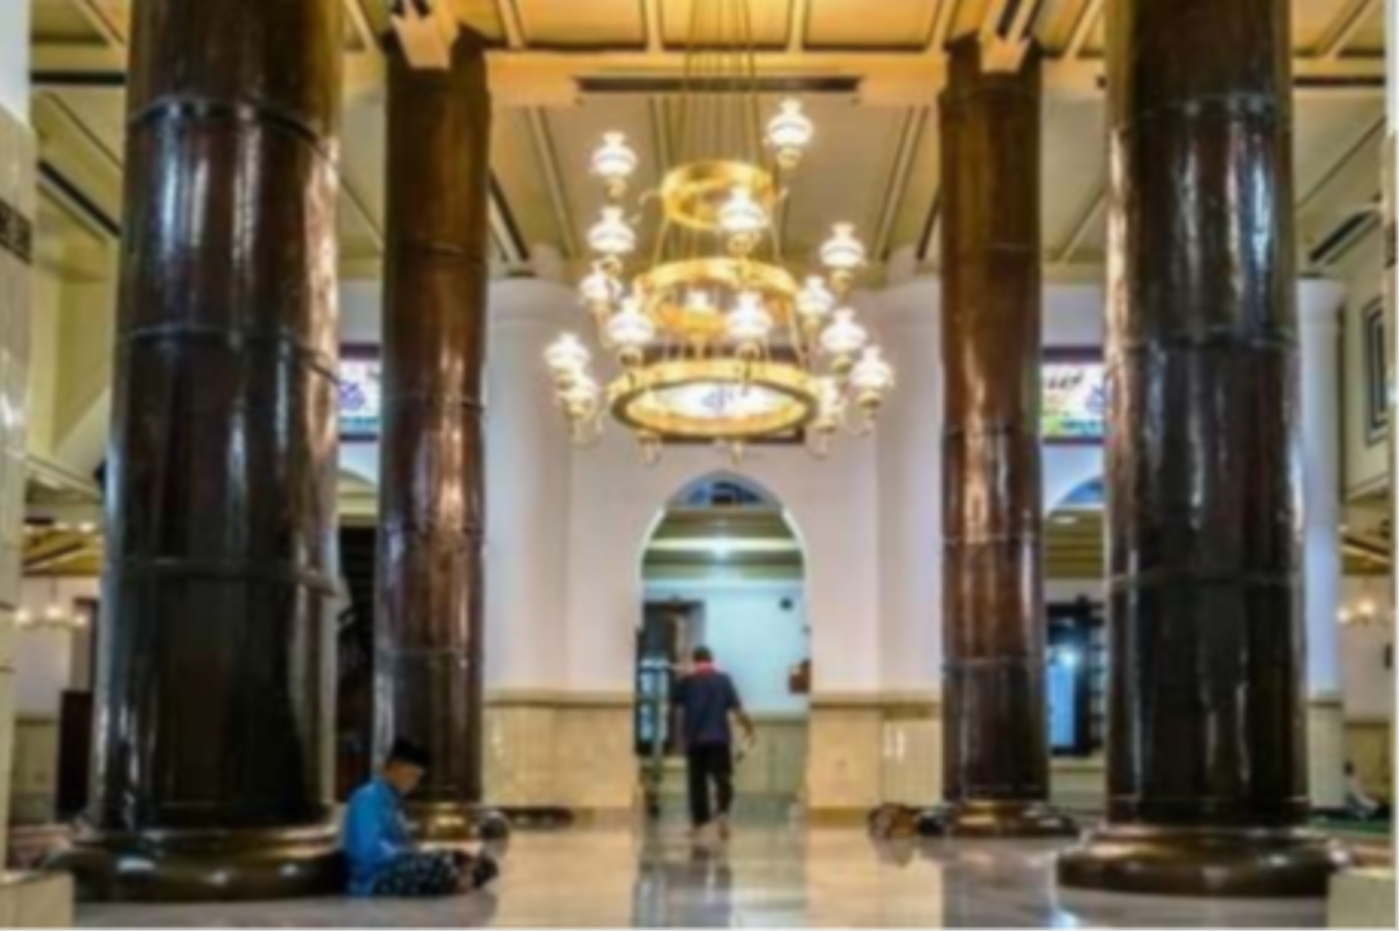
[{"left": 78, "top": 822, "right": 1329, "bottom": 928}]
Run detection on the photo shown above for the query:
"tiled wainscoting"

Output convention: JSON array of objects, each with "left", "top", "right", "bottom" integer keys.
[
  {"left": 10, "top": 715, "right": 58, "bottom": 826},
  {"left": 808, "top": 693, "right": 941, "bottom": 818},
  {"left": 1347, "top": 717, "right": 1394, "bottom": 798},
  {"left": 485, "top": 691, "right": 636, "bottom": 813},
  {"left": 485, "top": 691, "right": 948, "bottom": 818}
]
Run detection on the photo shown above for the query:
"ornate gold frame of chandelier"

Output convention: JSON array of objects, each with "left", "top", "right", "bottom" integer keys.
[{"left": 544, "top": 0, "right": 894, "bottom": 463}]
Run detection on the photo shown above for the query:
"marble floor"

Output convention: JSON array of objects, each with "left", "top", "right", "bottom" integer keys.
[{"left": 78, "top": 822, "right": 1333, "bottom": 929}]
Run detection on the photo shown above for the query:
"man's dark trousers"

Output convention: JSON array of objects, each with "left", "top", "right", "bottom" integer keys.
[{"left": 686, "top": 744, "right": 734, "bottom": 827}]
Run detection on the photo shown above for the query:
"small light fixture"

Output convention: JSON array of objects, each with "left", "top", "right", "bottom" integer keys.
[
  {"left": 820, "top": 223, "right": 866, "bottom": 288},
  {"left": 820, "top": 308, "right": 869, "bottom": 370},
  {"left": 605, "top": 297, "right": 657, "bottom": 365},
  {"left": 684, "top": 290, "right": 717, "bottom": 317},
  {"left": 578, "top": 265, "right": 621, "bottom": 312},
  {"left": 588, "top": 206, "right": 637, "bottom": 260},
  {"left": 718, "top": 188, "right": 768, "bottom": 255},
  {"left": 795, "top": 276, "right": 836, "bottom": 330},
  {"left": 725, "top": 292, "right": 774, "bottom": 356},
  {"left": 849, "top": 346, "right": 895, "bottom": 420},
  {"left": 560, "top": 373, "right": 601, "bottom": 421},
  {"left": 545, "top": 334, "right": 591, "bottom": 386},
  {"left": 591, "top": 132, "right": 639, "bottom": 197},
  {"left": 766, "top": 99, "right": 814, "bottom": 170}
]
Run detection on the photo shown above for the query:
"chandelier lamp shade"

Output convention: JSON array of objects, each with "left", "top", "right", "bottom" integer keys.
[{"left": 543, "top": 0, "right": 894, "bottom": 462}]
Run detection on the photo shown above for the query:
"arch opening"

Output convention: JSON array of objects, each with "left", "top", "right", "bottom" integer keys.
[{"left": 634, "top": 472, "right": 810, "bottom": 824}]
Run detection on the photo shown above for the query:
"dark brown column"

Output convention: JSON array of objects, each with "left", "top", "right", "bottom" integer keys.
[
  {"left": 933, "top": 36, "right": 1071, "bottom": 838},
  {"left": 1057, "top": 0, "right": 1349, "bottom": 897},
  {"left": 375, "top": 33, "right": 491, "bottom": 841},
  {"left": 57, "top": 0, "right": 343, "bottom": 902}
]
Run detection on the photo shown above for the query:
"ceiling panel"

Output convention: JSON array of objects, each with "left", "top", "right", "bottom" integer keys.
[
  {"left": 804, "top": 0, "right": 939, "bottom": 50},
  {"left": 338, "top": 99, "right": 387, "bottom": 258},
  {"left": 1294, "top": 0, "right": 1362, "bottom": 52},
  {"left": 886, "top": 108, "right": 939, "bottom": 256},
  {"left": 542, "top": 96, "right": 663, "bottom": 260},
  {"left": 1033, "top": 0, "right": 1096, "bottom": 55},
  {"left": 660, "top": 0, "right": 793, "bottom": 49},
  {"left": 1082, "top": 8, "right": 1104, "bottom": 55},
  {"left": 33, "top": 92, "right": 125, "bottom": 226},
  {"left": 1294, "top": 96, "right": 1385, "bottom": 201},
  {"left": 1042, "top": 95, "right": 1107, "bottom": 257},
  {"left": 446, "top": 0, "right": 508, "bottom": 43},
  {"left": 46, "top": 89, "right": 124, "bottom": 161},
  {"left": 1346, "top": 2, "right": 1386, "bottom": 55},
  {"left": 777, "top": 96, "right": 907, "bottom": 262},
  {"left": 491, "top": 108, "right": 571, "bottom": 255},
  {"left": 31, "top": 0, "right": 106, "bottom": 44},
  {"left": 516, "top": 0, "right": 647, "bottom": 48},
  {"left": 946, "top": 0, "right": 995, "bottom": 45}
]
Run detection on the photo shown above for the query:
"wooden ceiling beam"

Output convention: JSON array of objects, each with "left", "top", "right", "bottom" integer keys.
[
  {"left": 788, "top": 0, "right": 809, "bottom": 54},
  {"left": 496, "top": 0, "right": 527, "bottom": 50},
  {"left": 33, "top": 44, "right": 1384, "bottom": 107}
]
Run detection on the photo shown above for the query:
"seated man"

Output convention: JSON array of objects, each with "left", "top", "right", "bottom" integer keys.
[
  {"left": 1345, "top": 761, "right": 1391, "bottom": 822},
  {"left": 343, "top": 738, "right": 498, "bottom": 897}
]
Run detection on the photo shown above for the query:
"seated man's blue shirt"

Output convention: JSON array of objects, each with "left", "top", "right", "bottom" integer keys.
[{"left": 343, "top": 777, "right": 411, "bottom": 895}]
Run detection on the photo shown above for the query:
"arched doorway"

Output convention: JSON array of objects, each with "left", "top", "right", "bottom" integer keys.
[{"left": 635, "top": 473, "right": 810, "bottom": 823}]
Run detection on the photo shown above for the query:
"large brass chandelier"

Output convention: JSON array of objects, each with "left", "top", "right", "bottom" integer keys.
[{"left": 544, "top": 0, "right": 894, "bottom": 463}]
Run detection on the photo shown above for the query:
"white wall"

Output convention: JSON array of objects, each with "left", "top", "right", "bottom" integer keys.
[
  {"left": 14, "top": 577, "right": 98, "bottom": 716},
  {"left": 868, "top": 282, "right": 942, "bottom": 694},
  {"left": 1339, "top": 577, "right": 1396, "bottom": 720},
  {"left": 0, "top": 2, "right": 28, "bottom": 122},
  {"left": 338, "top": 276, "right": 1117, "bottom": 700},
  {"left": 566, "top": 433, "right": 881, "bottom": 695},
  {"left": 644, "top": 579, "right": 808, "bottom": 714}
]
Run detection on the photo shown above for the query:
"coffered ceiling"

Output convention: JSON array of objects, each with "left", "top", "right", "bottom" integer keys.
[{"left": 28, "top": 0, "right": 1390, "bottom": 285}]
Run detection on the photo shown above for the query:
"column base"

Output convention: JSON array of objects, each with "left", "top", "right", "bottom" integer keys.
[
  {"left": 0, "top": 871, "right": 74, "bottom": 927},
  {"left": 46, "top": 824, "right": 342, "bottom": 903},
  {"left": 1326, "top": 868, "right": 1399, "bottom": 924},
  {"left": 407, "top": 802, "right": 514, "bottom": 843},
  {"left": 921, "top": 800, "right": 1077, "bottom": 838},
  {"left": 494, "top": 806, "right": 575, "bottom": 831},
  {"left": 1057, "top": 824, "right": 1352, "bottom": 897}
]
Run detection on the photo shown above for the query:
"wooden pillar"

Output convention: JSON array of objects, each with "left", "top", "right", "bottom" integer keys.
[
  {"left": 933, "top": 36, "right": 1071, "bottom": 838},
  {"left": 374, "top": 33, "right": 491, "bottom": 841},
  {"left": 1057, "top": 0, "right": 1349, "bottom": 896},
  {"left": 60, "top": 0, "right": 344, "bottom": 901}
]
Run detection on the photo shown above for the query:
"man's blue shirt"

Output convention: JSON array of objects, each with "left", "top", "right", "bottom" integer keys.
[
  {"left": 343, "top": 777, "right": 411, "bottom": 895},
  {"left": 673, "top": 666, "right": 742, "bottom": 747}
]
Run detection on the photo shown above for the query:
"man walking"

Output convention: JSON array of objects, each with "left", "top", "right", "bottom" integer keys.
[{"left": 672, "top": 646, "right": 755, "bottom": 840}]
